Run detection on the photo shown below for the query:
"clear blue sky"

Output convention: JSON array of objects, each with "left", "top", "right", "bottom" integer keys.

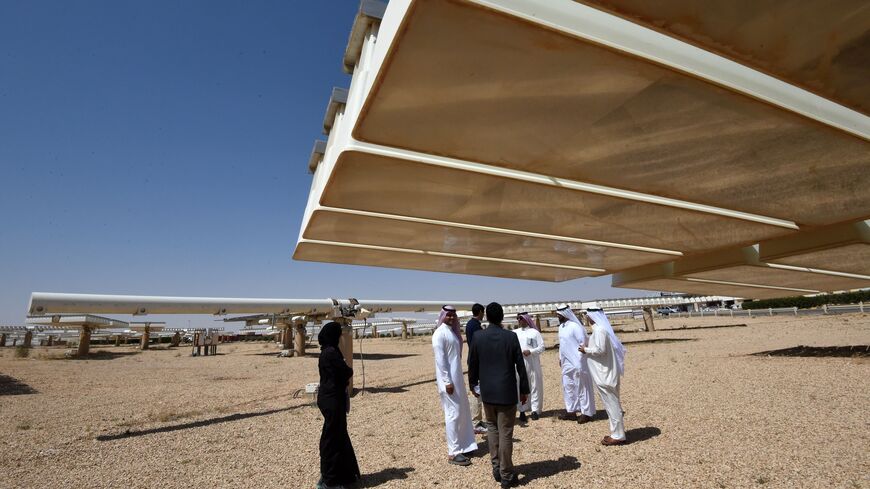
[{"left": 0, "top": 0, "right": 647, "bottom": 326}]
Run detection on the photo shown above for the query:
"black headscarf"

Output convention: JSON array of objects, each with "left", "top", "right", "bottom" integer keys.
[{"left": 318, "top": 321, "right": 343, "bottom": 348}]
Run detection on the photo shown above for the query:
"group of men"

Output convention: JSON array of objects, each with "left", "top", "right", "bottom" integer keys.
[{"left": 432, "top": 302, "right": 627, "bottom": 488}]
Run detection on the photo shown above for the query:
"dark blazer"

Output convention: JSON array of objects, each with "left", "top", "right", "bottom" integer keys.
[
  {"left": 465, "top": 317, "right": 482, "bottom": 345},
  {"left": 468, "top": 323, "right": 530, "bottom": 406}
]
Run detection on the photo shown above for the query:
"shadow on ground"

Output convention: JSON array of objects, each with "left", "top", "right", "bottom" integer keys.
[
  {"left": 622, "top": 338, "right": 697, "bottom": 345},
  {"left": 752, "top": 345, "right": 869, "bottom": 358},
  {"left": 244, "top": 351, "right": 318, "bottom": 357},
  {"left": 537, "top": 409, "right": 609, "bottom": 421},
  {"left": 357, "top": 376, "right": 435, "bottom": 394},
  {"left": 96, "top": 404, "right": 311, "bottom": 441},
  {"left": 357, "top": 467, "right": 415, "bottom": 487},
  {"left": 516, "top": 455, "right": 581, "bottom": 485},
  {"left": 64, "top": 350, "right": 142, "bottom": 361},
  {"left": 626, "top": 426, "right": 661, "bottom": 444},
  {"left": 353, "top": 353, "right": 419, "bottom": 361},
  {"left": 0, "top": 374, "right": 38, "bottom": 396}
]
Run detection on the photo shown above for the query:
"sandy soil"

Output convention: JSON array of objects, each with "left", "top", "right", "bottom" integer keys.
[{"left": 1, "top": 314, "right": 868, "bottom": 488}]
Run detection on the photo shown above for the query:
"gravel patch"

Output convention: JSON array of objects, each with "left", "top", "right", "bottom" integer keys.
[{"left": 0, "top": 314, "right": 868, "bottom": 488}]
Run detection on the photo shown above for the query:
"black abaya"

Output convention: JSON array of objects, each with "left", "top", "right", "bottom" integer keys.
[{"left": 318, "top": 343, "right": 360, "bottom": 486}]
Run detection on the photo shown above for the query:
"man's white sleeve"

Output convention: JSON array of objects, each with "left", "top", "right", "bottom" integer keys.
[
  {"left": 432, "top": 333, "right": 452, "bottom": 386},
  {"left": 584, "top": 328, "right": 606, "bottom": 356},
  {"left": 530, "top": 330, "right": 546, "bottom": 356}
]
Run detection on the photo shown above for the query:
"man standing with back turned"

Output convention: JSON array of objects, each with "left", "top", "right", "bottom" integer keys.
[
  {"left": 469, "top": 302, "right": 530, "bottom": 488},
  {"left": 580, "top": 309, "right": 627, "bottom": 445}
]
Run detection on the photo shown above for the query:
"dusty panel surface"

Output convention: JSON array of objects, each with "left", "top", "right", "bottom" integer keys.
[
  {"left": 354, "top": 0, "right": 870, "bottom": 226},
  {"left": 293, "top": 241, "right": 596, "bottom": 282},
  {"left": 577, "top": 0, "right": 870, "bottom": 114},
  {"left": 765, "top": 243, "right": 870, "bottom": 276},
  {"left": 616, "top": 278, "right": 813, "bottom": 300},
  {"left": 304, "top": 209, "right": 672, "bottom": 271},
  {"left": 685, "top": 265, "right": 870, "bottom": 293},
  {"left": 322, "top": 151, "right": 795, "bottom": 253}
]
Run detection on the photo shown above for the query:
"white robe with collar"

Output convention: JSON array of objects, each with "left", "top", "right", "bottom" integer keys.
[
  {"left": 432, "top": 324, "right": 478, "bottom": 456},
  {"left": 558, "top": 320, "right": 596, "bottom": 416},
  {"left": 514, "top": 326, "right": 545, "bottom": 413}
]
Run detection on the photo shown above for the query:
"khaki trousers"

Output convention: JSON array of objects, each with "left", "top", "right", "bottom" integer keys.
[
  {"left": 469, "top": 393, "right": 483, "bottom": 424},
  {"left": 484, "top": 403, "right": 517, "bottom": 481}
]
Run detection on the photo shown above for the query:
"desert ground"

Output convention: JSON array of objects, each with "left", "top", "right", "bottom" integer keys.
[{"left": 1, "top": 313, "right": 868, "bottom": 488}]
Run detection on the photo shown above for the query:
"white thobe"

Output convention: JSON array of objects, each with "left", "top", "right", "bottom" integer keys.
[
  {"left": 514, "top": 327, "right": 545, "bottom": 414},
  {"left": 584, "top": 324, "right": 625, "bottom": 440},
  {"left": 558, "top": 320, "right": 596, "bottom": 416},
  {"left": 432, "top": 325, "right": 478, "bottom": 456}
]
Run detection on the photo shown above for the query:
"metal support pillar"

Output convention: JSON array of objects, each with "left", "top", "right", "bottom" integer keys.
[
  {"left": 535, "top": 316, "right": 541, "bottom": 330},
  {"left": 140, "top": 326, "right": 150, "bottom": 350},
  {"left": 642, "top": 307, "right": 656, "bottom": 332},
  {"left": 78, "top": 326, "right": 92, "bottom": 356},
  {"left": 294, "top": 323, "right": 306, "bottom": 357},
  {"left": 282, "top": 324, "right": 293, "bottom": 350},
  {"left": 0, "top": 333, "right": 5, "bottom": 347},
  {"left": 115, "top": 335, "right": 121, "bottom": 346},
  {"left": 47, "top": 335, "right": 54, "bottom": 346},
  {"left": 401, "top": 321, "right": 409, "bottom": 340},
  {"left": 23, "top": 331, "right": 33, "bottom": 348}
]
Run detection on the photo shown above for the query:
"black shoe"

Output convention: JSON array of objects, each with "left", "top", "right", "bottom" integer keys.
[
  {"left": 530, "top": 412, "right": 539, "bottom": 421},
  {"left": 492, "top": 466, "right": 501, "bottom": 483},
  {"left": 519, "top": 412, "right": 528, "bottom": 423},
  {"left": 500, "top": 473, "right": 517, "bottom": 488},
  {"left": 448, "top": 453, "right": 472, "bottom": 466}
]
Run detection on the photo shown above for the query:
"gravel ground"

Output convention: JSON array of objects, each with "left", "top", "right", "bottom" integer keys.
[{"left": 1, "top": 314, "right": 868, "bottom": 488}]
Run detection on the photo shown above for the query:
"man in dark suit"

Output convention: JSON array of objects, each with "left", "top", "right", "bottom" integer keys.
[{"left": 468, "top": 302, "right": 530, "bottom": 488}]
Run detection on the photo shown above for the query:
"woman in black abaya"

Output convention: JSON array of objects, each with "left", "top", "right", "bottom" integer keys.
[{"left": 316, "top": 322, "right": 361, "bottom": 489}]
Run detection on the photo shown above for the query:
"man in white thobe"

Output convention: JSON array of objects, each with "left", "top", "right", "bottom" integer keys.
[
  {"left": 432, "top": 305, "right": 478, "bottom": 465},
  {"left": 556, "top": 304, "right": 596, "bottom": 423},
  {"left": 580, "top": 310, "right": 627, "bottom": 445},
  {"left": 514, "top": 312, "right": 545, "bottom": 422}
]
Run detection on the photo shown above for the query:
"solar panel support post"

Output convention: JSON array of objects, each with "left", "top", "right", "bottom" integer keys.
[
  {"left": 78, "top": 326, "right": 92, "bottom": 356},
  {"left": 282, "top": 323, "right": 294, "bottom": 351},
  {"left": 642, "top": 307, "right": 656, "bottom": 332},
  {"left": 140, "top": 325, "right": 150, "bottom": 351},
  {"left": 294, "top": 323, "right": 306, "bottom": 357}
]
